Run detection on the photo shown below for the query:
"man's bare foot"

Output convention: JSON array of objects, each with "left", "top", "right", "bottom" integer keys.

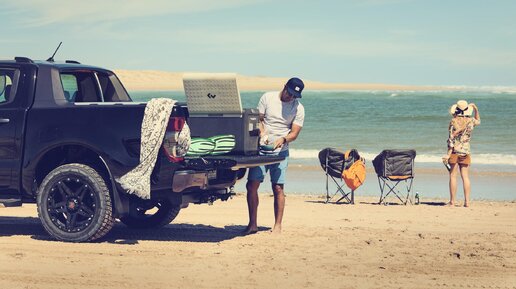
[
  {"left": 242, "top": 225, "right": 258, "bottom": 235},
  {"left": 445, "top": 202, "right": 455, "bottom": 207},
  {"left": 271, "top": 225, "right": 282, "bottom": 234},
  {"left": 463, "top": 203, "right": 470, "bottom": 207}
]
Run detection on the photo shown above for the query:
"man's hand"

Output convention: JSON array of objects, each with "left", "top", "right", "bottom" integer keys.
[
  {"left": 273, "top": 137, "right": 286, "bottom": 149},
  {"left": 260, "top": 134, "right": 269, "bottom": 145}
]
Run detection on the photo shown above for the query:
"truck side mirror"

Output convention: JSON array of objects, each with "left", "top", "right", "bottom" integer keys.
[{"left": 0, "top": 74, "right": 5, "bottom": 96}]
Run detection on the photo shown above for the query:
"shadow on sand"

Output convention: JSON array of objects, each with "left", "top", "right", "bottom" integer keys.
[
  {"left": 0, "top": 216, "right": 269, "bottom": 244},
  {"left": 305, "top": 200, "right": 448, "bottom": 206},
  {"left": 304, "top": 200, "right": 354, "bottom": 205}
]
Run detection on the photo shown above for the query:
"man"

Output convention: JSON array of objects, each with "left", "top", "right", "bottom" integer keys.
[{"left": 244, "top": 77, "right": 305, "bottom": 234}]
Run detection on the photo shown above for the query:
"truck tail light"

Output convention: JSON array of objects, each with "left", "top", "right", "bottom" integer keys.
[{"left": 162, "top": 116, "right": 186, "bottom": 162}]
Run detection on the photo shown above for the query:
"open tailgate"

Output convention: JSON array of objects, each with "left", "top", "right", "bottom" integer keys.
[{"left": 184, "top": 155, "right": 285, "bottom": 170}]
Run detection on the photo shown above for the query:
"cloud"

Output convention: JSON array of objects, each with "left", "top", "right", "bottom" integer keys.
[
  {"left": 171, "top": 27, "right": 417, "bottom": 57},
  {"left": 7, "top": 0, "right": 266, "bottom": 26},
  {"left": 169, "top": 26, "right": 516, "bottom": 69}
]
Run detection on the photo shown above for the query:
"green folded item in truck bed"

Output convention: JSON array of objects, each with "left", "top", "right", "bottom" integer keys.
[
  {"left": 186, "top": 135, "right": 235, "bottom": 157},
  {"left": 186, "top": 138, "right": 215, "bottom": 156},
  {"left": 208, "top": 135, "right": 236, "bottom": 155}
]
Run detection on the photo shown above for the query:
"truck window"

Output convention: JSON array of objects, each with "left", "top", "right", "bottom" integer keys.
[
  {"left": 97, "top": 72, "right": 131, "bottom": 102},
  {"left": 60, "top": 74, "right": 79, "bottom": 102},
  {"left": 0, "top": 68, "right": 20, "bottom": 104},
  {"left": 60, "top": 72, "right": 101, "bottom": 102}
]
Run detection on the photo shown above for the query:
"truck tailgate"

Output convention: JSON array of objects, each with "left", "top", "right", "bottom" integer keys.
[{"left": 184, "top": 155, "right": 285, "bottom": 170}]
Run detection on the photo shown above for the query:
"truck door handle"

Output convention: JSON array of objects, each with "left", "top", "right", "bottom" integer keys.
[{"left": 0, "top": 118, "right": 10, "bottom": 123}]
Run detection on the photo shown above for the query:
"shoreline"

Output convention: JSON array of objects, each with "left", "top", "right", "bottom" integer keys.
[
  {"left": 233, "top": 165, "right": 516, "bottom": 202},
  {"left": 287, "top": 163, "right": 516, "bottom": 177}
]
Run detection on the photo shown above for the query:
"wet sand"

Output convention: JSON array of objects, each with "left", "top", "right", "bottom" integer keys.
[
  {"left": 1, "top": 195, "right": 515, "bottom": 289},
  {"left": 235, "top": 165, "right": 516, "bottom": 201}
]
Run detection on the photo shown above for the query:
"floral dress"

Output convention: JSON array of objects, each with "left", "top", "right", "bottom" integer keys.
[{"left": 447, "top": 118, "right": 481, "bottom": 156}]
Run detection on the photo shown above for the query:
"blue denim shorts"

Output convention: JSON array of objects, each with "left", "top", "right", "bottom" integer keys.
[{"left": 248, "top": 150, "right": 289, "bottom": 184}]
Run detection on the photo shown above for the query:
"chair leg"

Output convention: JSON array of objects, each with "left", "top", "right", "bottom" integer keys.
[
  {"left": 325, "top": 161, "right": 330, "bottom": 204},
  {"left": 380, "top": 179, "right": 406, "bottom": 205},
  {"left": 380, "top": 178, "right": 415, "bottom": 205},
  {"left": 330, "top": 177, "right": 352, "bottom": 204},
  {"left": 335, "top": 190, "right": 351, "bottom": 204},
  {"left": 403, "top": 178, "right": 414, "bottom": 205},
  {"left": 325, "top": 177, "right": 347, "bottom": 204},
  {"left": 378, "top": 177, "right": 386, "bottom": 204}
]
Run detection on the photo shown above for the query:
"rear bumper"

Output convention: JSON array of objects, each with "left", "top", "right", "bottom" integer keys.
[
  {"left": 172, "top": 170, "right": 210, "bottom": 192},
  {"left": 172, "top": 168, "right": 240, "bottom": 193},
  {"left": 171, "top": 169, "right": 237, "bottom": 206},
  {"left": 170, "top": 155, "right": 285, "bottom": 193}
]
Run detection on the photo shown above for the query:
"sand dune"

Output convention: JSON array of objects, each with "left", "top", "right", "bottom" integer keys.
[
  {"left": 0, "top": 195, "right": 515, "bottom": 289},
  {"left": 114, "top": 70, "right": 441, "bottom": 91}
]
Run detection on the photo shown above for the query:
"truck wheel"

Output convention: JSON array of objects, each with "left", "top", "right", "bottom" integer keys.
[
  {"left": 37, "top": 163, "right": 115, "bottom": 242},
  {"left": 120, "top": 199, "right": 180, "bottom": 229}
]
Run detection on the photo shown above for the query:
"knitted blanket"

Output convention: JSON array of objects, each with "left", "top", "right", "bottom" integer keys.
[{"left": 116, "top": 98, "right": 181, "bottom": 199}]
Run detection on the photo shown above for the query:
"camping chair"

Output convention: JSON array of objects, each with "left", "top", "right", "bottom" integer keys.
[
  {"left": 318, "top": 148, "right": 362, "bottom": 204},
  {"left": 372, "top": 149, "right": 416, "bottom": 205}
]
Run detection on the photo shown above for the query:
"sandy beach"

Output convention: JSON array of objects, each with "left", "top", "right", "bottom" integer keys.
[{"left": 1, "top": 194, "right": 515, "bottom": 289}]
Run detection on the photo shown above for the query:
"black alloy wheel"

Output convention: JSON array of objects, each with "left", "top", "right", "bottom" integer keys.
[
  {"left": 46, "top": 177, "right": 97, "bottom": 233},
  {"left": 37, "top": 164, "right": 114, "bottom": 242},
  {"left": 120, "top": 198, "right": 180, "bottom": 229}
]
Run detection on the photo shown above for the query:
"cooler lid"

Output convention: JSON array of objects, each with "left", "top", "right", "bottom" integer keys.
[{"left": 183, "top": 73, "right": 243, "bottom": 116}]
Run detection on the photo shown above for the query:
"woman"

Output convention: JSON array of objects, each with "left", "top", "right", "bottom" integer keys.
[{"left": 443, "top": 100, "right": 481, "bottom": 207}]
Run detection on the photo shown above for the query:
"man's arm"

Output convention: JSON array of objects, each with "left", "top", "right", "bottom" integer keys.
[
  {"left": 258, "top": 113, "right": 269, "bottom": 145},
  {"left": 258, "top": 113, "right": 265, "bottom": 135},
  {"left": 274, "top": 123, "right": 303, "bottom": 149}
]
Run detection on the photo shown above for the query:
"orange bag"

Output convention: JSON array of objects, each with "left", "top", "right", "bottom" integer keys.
[{"left": 342, "top": 151, "right": 366, "bottom": 191}]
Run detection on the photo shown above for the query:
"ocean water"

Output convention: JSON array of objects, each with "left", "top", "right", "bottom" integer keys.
[
  {"left": 130, "top": 89, "right": 516, "bottom": 167},
  {"left": 130, "top": 90, "right": 516, "bottom": 200}
]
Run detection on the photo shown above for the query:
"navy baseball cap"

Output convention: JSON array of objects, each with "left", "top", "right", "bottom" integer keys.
[{"left": 285, "top": 77, "right": 304, "bottom": 98}]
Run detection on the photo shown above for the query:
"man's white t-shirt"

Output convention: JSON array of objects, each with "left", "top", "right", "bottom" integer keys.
[{"left": 258, "top": 91, "right": 305, "bottom": 152}]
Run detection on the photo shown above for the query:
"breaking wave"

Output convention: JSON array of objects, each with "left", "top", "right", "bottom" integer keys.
[{"left": 289, "top": 149, "right": 516, "bottom": 166}]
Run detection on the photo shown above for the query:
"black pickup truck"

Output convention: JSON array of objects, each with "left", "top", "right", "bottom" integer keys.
[{"left": 0, "top": 57, "right": 282, "bottom": 242}]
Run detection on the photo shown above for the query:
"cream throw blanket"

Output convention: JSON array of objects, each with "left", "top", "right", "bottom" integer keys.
[{"left": 116, "top": 98, "right": 179, "bottom": 199}]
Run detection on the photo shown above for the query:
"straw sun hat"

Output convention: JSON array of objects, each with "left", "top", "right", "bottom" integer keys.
[{"left": 449, "top": 100, "right": 473, "bottom": 116}]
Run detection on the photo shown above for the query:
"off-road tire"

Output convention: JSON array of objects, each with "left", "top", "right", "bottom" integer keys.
[
  {"left": 120, "top": 199, "right": 180, "bottom": 229},
  {"left": 37, "top": 163, "right": 115, "bottom": 242}
]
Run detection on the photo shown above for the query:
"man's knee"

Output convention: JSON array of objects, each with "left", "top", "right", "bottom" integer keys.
[
  {"left": 247, "top": 180, "right": 260, "bottom": 193},
  {"left": 272, "top": 184, "right": 284, "bottom": 195}
]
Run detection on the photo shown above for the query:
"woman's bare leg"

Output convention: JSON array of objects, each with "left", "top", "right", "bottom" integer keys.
[
  {"left": 448, "top": 163, "right": 459, "bottom": 206},
  {"left": 459, "top": 165, "right": 471, "bottom": 207}
]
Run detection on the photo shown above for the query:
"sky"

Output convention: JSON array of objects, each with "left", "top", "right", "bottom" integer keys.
[{"left": 1, "top": 0, "right": 516, "bottom": 86}]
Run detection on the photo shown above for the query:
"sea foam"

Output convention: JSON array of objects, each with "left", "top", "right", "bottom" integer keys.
[{"left": 289, "top": 149, "right": 516, "bottom": 166}]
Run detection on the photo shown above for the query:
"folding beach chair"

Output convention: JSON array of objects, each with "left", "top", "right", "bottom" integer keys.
[
  {"left": 318, "top": 148, "right": 364, "bottom": 204},
  {"left": 372, "top": 149, "right": 416, "bottom": 205}
]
